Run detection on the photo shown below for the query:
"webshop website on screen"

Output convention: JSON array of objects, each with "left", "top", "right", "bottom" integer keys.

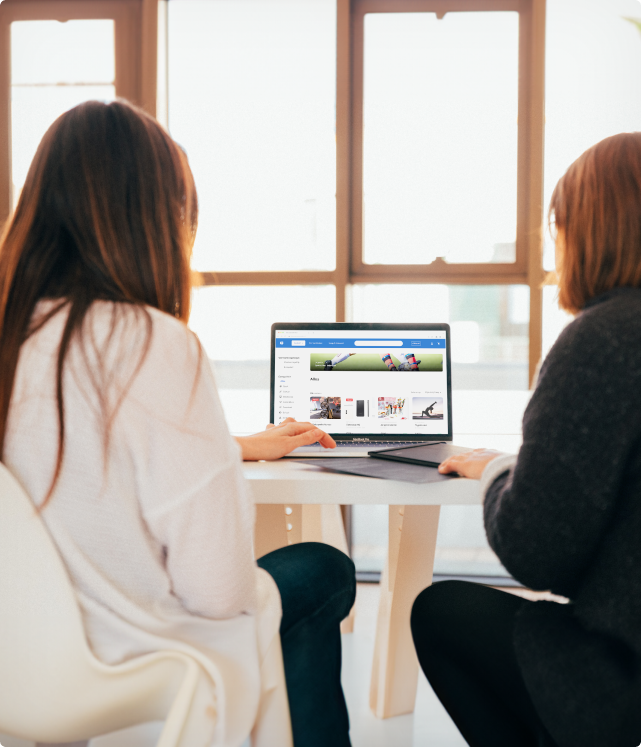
[{"left": 274, "top": 330, "right": 448, "bottom": 435}]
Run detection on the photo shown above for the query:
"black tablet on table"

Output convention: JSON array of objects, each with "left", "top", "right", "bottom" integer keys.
[{"left": 368, "top": 442, "right": 472, "bottom": 468}]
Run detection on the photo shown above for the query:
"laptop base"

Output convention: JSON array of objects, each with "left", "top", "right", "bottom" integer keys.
[{"left": 283, "top": 441, "right": 442, "bottom": 458}]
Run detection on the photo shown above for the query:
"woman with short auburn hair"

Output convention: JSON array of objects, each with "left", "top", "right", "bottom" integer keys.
[
  {"left": 552, "top": 131, "right": 641, "bottom": 313},
  {"left": 0, "top": 99, "right": 354, "bottom": 747},
  {"left": 411, "top": 132, "right": 641, "bottom": 747}
]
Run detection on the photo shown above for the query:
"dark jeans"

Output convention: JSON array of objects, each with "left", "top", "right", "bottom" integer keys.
[
  {"left": 257, "top": 542, "right": 356, "bottom": 747},
  {"left": 411, "top": 580, "right": 558, "bottom": 747}
]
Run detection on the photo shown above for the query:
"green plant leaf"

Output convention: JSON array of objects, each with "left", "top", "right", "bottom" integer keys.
[{"left": 623, "top": 17, "right": 641, "bottom": 36}]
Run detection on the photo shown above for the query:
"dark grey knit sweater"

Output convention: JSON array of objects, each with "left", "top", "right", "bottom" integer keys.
[{"left": 485, "top": 287, "right": 641, "bottom": 747}]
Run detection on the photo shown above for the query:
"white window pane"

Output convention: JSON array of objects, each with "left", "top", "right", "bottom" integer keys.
[
  {"left": 191, "top": 285, "right": 335, "bottom": 362},
  {"left": 11, "top": 20, "right": 116, "bottom": 203},
  {"left": 11, "top": 20, "right": 115, "bottom": 85},
  {"left": 544, "top": 0, "right": 641, "bottom": 270},
  {"left": 11, "top": 85, "right": 115, "bottom": 196},
  {"left": 363, "top": 12, "right": 519, "bottom": 265},
  {"left": 191, "top": 283, "right": 335, "bottom": 360},
  {"left": 432, "top": 506, "right": 505, "bottom": 577},
  {"left": 351, "top": 284, "right": 529, "bottom": 390},
  {"left": 168, "top": 0, "right": 337, "bottom": 272}
]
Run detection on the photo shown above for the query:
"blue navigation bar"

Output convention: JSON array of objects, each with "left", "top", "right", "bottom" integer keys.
[{"left": 275, "top": 338, "right": 445, "bottom": 349}]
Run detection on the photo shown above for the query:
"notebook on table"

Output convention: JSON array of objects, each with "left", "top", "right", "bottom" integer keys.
[{"left": 270, "top": 322, "right": 466, "bottom": 458}]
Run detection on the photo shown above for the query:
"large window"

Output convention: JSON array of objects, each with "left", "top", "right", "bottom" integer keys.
[{"left": 164, "top": 0, "right": 545, "bottom": 394}]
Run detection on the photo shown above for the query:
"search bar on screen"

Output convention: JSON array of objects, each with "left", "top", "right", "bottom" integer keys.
[{"left": 354, "top": 340, "right": 403, "bottom": 346}]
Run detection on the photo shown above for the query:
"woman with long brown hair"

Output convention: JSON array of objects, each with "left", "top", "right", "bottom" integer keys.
[
  {"left": 410, "top": 132, "right": 641, "bottom": 747},
  {"left": 0, "top": 100, "right": 354, "bottom": 746}
]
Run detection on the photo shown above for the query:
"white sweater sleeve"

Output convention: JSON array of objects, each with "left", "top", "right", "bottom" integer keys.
[
  {"left": 124, "top": 311, "right": 256, "bottom": 620},
  {"left": 479, "top": 453, "right": 518, "bottom": 500}
]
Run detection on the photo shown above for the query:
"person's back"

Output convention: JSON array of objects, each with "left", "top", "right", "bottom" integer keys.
[
  {"left": 0, "top": 99, "right": 356, "bottom": 747},
  {"left": 482, "top": 285, "right": 641, "bottom": 747},
  {"left": 411, "top": 132, "right": 641, "bottom": 747},
  {"left": 5, "top": 300, "right": 258, "bottom": 670}
]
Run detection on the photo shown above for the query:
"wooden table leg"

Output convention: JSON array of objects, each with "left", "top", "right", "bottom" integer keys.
[
  {"left": 254, "top": 504, "right": 289, "bottom": 558},
  {"left": 370, "top": 504, "right": 441, "bottom": 719}
]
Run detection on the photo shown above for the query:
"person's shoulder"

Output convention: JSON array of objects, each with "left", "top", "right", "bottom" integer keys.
[
  {"left": 93, "top": 300, "right": 192, "bottom": 337},
  {"left": 86, "top": 301, "right": 205, "bottom": 397},
  {"left": 561, "top": 288, "right": 641, "bottom": 346},
  {"left": 132, "top": 304, "right": 204, "bottom": 381},
  {"left": 544, "top": 288, "right": 641, "bottom": 379},
  {"left": 579, "top": 287, "right": 641, "bottom": 326},
  {"left": 145, "top": 304, "right": 200, "bottom": 355},
  {"left": 96, "top": 303, "right": 214, "bottom": 426}
]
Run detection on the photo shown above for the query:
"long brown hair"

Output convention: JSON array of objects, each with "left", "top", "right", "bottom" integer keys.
[
  {"left": 550, "top": 132, "right": 641, "bottom": 314},
  {"left": 0, "top": 100, "right": 198, "bottom": 505}
]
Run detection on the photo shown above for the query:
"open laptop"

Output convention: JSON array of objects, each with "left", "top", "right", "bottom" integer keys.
[{"left": 270, "top": 323, "right": 454, "bottom": 457}]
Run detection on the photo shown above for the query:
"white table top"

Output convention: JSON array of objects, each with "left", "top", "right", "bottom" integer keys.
[
  {"left": 237, "top": 389, "right": 529, "bottom": 507},
  {"left": 243, "top": 459, "right": 481, "bottom": 506}
]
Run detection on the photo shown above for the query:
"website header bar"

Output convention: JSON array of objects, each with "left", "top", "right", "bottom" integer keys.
[{"left": 275, "top": 338, "right": 445, "bottom": 349}]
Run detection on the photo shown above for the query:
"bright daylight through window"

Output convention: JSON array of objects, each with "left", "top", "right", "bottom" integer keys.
[
  {"left": 362, "top": 11, "right": 519, "bottom": 265},
  {"left": 10, "top": 19, "right": 115, "bottom": 207},
  {"left": 168, "top": 0, "right": 337, "bottom": 273}
]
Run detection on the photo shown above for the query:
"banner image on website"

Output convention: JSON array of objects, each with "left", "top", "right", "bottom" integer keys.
[
  {"left": 310, "top": 396, "right": 341, "bottom": 420},
  {"left": 310, "top": 351, "right": 443, "bottom": 372},
  {"left": 412, "top": 396, "right": 444, "bottom": 420}
]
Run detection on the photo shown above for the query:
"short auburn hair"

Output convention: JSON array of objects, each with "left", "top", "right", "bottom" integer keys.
[{"left": 550, "top": 132, "right": 641, "bottom": 314}]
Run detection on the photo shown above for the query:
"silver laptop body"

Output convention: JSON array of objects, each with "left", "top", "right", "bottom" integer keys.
[{"left": 270, "top": 322, "right": 453, "bottom": 457}]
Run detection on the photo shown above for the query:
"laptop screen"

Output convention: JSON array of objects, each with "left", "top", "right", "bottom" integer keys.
[{"left": 271, "top": 324, "right": 452, "bottom": 441}]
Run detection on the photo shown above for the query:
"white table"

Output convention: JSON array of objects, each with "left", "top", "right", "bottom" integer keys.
[
  {"left": 246, "top": 459, "right": 482, "bottom": 720},
  {"left": 235, "top": 390, "right": 529, "bottom": 719}
]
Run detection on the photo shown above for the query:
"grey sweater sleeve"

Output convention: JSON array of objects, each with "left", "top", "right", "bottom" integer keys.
[{"left": 483, "top": 298, "right": 641, "bottom": 596}]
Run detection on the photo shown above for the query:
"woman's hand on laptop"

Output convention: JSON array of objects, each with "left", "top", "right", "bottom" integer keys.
[
  {"left": 438, "top": 448, "right": 504, "bottom": 480},
  {"left": 235, "top": 418, "right": 336, "bottom": 461}
]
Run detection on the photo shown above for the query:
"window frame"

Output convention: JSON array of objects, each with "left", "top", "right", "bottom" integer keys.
[
  {"left": 350, "top": 0, "right": 534, "bottom": 283},
  {"left": 0, "top": 0, "right": 546, "bottom": 383},
  {"left": 193, "top": 0, "right": 546, "bottom": 384}
]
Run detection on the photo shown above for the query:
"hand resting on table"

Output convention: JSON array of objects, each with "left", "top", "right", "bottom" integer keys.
[{"left": 438, "top": 448, "right": 505, "bottom": 480}]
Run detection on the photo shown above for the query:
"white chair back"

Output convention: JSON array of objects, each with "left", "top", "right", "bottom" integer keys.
[
  {"left": 0, "top": 462, "right": 219, "bottom": 746},
  {"left": 0, "top": 462, "right": 293, "bottom": 747}
]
